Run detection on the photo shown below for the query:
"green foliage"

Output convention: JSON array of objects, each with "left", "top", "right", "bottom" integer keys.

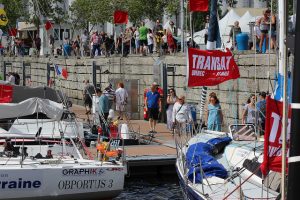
[
  {"left": 0, "top": 0, "right": 68, "bottom": 31},
  {"left": 70, "top": 0, "right": 180, "bottom": 27},
  {"left": 29, "top": 0, "right": 68, "bottom": 25},
  {"left": 260, "top": 0, "right": 294, "bottom": 15},
  {"left": 0, "top": 0, "right": 29, "bottom": 29}
]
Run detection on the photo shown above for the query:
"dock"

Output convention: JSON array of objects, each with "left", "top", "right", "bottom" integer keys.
[{"left": 71, "top": 105, "right": 177, "bottom": 176}]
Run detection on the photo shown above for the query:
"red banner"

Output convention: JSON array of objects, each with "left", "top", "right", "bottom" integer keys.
[
  {"left": 0, "top": 84, "right": 13, "bottom": 103},
  {"left": 260, "top": 97, "right": 291, "bottom": 175},
  {"left": 114, "top": 10, "right": 128, "bottom": 24},
  {"left": 187, "top": 48, "right": 240, "bottom": 87},
  {"left": 189, "top": 0, "right": 209, "bottom": 12},
  {"left": 8, "top": 28, "right": 17, "bottom": 36}
]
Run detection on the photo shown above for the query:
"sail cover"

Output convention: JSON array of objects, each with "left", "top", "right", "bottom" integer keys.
[
  {"left": 186, "top": 137, "right": 232, "bottom": 183},
  {"left": 0, "top": 97, "right": 64, "bottom": 120}
]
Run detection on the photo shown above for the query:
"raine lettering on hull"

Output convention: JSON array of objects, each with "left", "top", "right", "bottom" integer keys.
[
  {"left": 192, "top": 55, "right": 232, "bottom": 71},
  {"left": 0, "top": 178, "right": 41, "bottom": 189}
]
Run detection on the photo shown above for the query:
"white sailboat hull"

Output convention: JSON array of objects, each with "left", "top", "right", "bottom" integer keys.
[
  {"left": 0, "top": 164, "right": 125, "bottom": 200},
  {"left": 175, "top": 131, "right": 280, "bottom": 200}
]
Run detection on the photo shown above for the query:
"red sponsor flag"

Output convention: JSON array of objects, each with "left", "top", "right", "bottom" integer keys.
[
  {"left": 189, "top": 0, "right": 209, "bottom": 12},
  {"left": 187, "top": 48, "right": 240, "bottom": 87},
  {"left": 260, "top": 96, "right": 291, "bottom": 176},
  {"left": 0, "top": 84, "right": 13, "bottom": 103},
  {"left": 8, "top": 28, "right": 17, "bottom": 36},
  {"left": 45, "top": 21, "right": 53, "bottom": 31},
  {"left": 114, "top": 10, "right": 128, "bottom": 24},
  {"left": 62, "top": 67, "right": 68, "bottom": 79}
]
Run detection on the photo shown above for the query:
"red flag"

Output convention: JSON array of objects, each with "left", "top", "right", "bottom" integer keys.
[
  {"left": 187, "top": 48, "right": 240, "bottom": 87},
  {"left": 260, "top": 97, "right": 291, "bottom": 175},
  {"left": 8, "top": 28, "right": 17, "bottom": 36},
  {"left": 0, "top": 84, "right": 13, "bottom": 103},
  {"left": 114, "top": 10, "right": 128, "bottom": 24},
  {"left": 45, "top": 21, "right": 53, "bottom": 31},
  {"left": 189, "top": 0, "right": 209, "bottom": 12},
  {"left": 62, "top": 68, "right": 68, "bottom": 79}
]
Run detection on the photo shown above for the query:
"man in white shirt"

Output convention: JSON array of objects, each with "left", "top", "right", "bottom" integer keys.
[
  {"left": 172, "top": 95, "right": 192, "bottom": 134},
  {"left": 115, "top": 82, "right": 128, "bottom": 120},
  {"left": 80, "top": 30, "right": 89, "bottom": 56},
  {"left": 7, "top": 72, "right": 15, "bottom": 85}
]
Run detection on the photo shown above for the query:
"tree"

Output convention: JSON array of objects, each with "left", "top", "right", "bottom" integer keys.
[
  {"left": 70, "top": 0, "right": 180, "bottom": 28},
  {"left": 29, "top": 0, "right": 68, "bottom": 29},
  {"left": 261, "top": 0, "right": 294, "bottom": 15},
  {"left": 0, "top": 0, "right": 29, "bottom": 31},
  {"left": 70, "top": 0, "right": 115, "bottom": 31}
]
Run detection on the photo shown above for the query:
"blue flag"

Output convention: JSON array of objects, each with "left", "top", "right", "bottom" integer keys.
[
  {"left": 273, "top": 73, "right": 292, "bottom": 102},
  {"left": 54, "top": 64, "right": 62, "bottom": 76}
]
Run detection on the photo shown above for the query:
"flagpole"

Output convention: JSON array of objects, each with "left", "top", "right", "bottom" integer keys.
[
  {"left": 180, "top": 0, "right": 185, "bottom": 53},
  {"left": 288, "top": 1, "right": 300, "bottom": 199},
  {"left": 190, "top": 11, "right": 193, "bottom": 48},
  {"left": 279, "top": 0, "right": 288, "bottom": 198}
]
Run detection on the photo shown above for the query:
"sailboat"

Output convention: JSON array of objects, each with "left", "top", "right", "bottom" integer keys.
[
  {"left": 175, "top": 0, "right": 293, "bottom": 199},
  {"left": 0, "top": 82, "right": 126, "bottom": 199}
]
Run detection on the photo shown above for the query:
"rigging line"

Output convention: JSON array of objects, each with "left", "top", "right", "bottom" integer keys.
[
  {"left": 267, "top": 1, "right": 273, "bottom": 94},
  {"left": 222, "top": 164, "right": 262, "bottom": 200}
]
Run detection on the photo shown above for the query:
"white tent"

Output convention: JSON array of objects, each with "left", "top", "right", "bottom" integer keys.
[
  {"left": 218, "top": 9, "right": 241, "bottom": 43},
  {"left": 193, "top": 9, "right": 241, "bottom": 46},
  {"left": 239, "top": 11, "right": 255, "bottom": 33}
]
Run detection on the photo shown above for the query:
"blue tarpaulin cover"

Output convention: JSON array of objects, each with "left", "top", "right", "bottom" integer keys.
[{"left": 186, "top": 137, "right": 232, "bottom": 183}]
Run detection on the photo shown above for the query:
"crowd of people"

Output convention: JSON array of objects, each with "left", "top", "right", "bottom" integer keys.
[
  {"left": 52, "top": 20, "right": 180, "bottom": 58},
  {"left": 83, "top": 78, "right": 267, "bottom": 136},
  {"left": 227, "top": 9, "right": 277, "bottom": 53}
]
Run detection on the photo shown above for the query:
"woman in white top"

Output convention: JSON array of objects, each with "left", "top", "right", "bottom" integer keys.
[
  {"left": 115, "top": 82, "right": 128, "bottom": 120},
  {"left": 147, "top": 29, "right": 154, "bottom": 54},
  {"left": 242, "top": 94, "right": 259, "bottom": 125},
  {"left": 166, "top": 88, "right": 177, "bottom": 130},
  {"left": 134, "top": 27, "right": 140, "bottom": 54},
  {"left": 172, "top": 95, "right": 192, "bottom": 134}
]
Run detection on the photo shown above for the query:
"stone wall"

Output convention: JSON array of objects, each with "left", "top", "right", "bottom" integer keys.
[{"left": 0, "top": 52, "right": 277, "bottom": 126}]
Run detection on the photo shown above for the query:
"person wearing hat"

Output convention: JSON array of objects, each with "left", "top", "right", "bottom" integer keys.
[
  {"left": 145, "top": 82, "right": 162, "bottom": 134},
  {"left": 103, "top": 83, "right": 115, "bottom": 110}
]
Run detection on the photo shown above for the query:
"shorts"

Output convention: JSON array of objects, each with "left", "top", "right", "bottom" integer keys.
[
  {"left": 271, "top": 30, "right": 276, "bottom": 37},
  {"left": 116, "top": 103, "right": 126, "bottom": 112},
  {"left": 162, "top": 43, "right": 168, "bottom": 50},
  {"left": 140, "top": 40, "right": 147, "bottom": 46},
  {"left": 135, "top": 39, "right": 140, "bottom": 49},
  {"left": 261, "top": 30, "right": 268, "bottom": 34},
  {"left": 148, "top": 108, "right": 159, "bottom": 120},
  {"left": 84, "top": 96, "right": 92, "bottom": 108}
]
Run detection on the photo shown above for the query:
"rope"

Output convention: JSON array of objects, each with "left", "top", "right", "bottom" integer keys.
[{"left": 222, "top": 164, "right": 261, "bottom": 200}]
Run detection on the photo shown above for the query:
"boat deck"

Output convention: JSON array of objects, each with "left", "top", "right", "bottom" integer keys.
[{"left": 71, "top": 105, "right": 177, "bottom": 174}]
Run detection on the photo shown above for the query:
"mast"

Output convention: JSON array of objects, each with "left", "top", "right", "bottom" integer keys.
[
  {"left": 278, "top": 0, "right": 288, "bottom": 198},
  {"left": 287, "top": 0, "right": 300, "bottom": 199},
  {"left": 180, "top": 0, "right": 184, "bottom": 53}
]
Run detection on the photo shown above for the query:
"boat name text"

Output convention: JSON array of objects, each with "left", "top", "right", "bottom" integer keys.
[
  {"left": 58, "top": 179, "right": 113, "bottom": 190},
  {"left": 0, "top": 178, "right": 41, "bottom": 189},
  {"left": 62, "top": 168, "right": 104, "bottom": 176}
]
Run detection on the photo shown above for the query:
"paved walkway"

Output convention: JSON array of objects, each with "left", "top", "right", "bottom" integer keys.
[{"left": 71, "top": 104, "right": 177, "bottom": 164}]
